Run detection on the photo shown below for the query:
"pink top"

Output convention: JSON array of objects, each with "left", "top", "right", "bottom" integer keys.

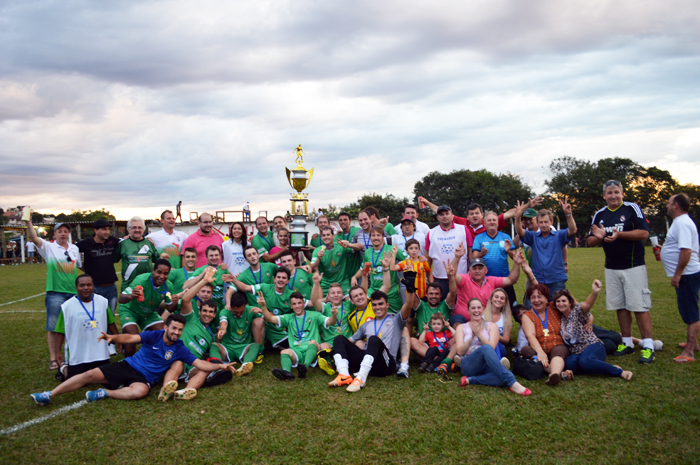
[
  {"left": 453, "top": 276, "right": 504, "bottom": 320},
  {"left": 181, "top": 230, "right": 224, "bottom": 268},
  {"left": 463, "top": 321, "right": 492, "bottom": 355}
]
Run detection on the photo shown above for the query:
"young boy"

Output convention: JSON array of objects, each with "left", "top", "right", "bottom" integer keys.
[
  {"left": 216, "top": 292, "right": 264, "bottom": 378},
  {"left": 311, "top": 273, "right": 352, "bottom": 376},
  {"left": 418, "top": 313, "right": 454, "bottom": 372},
  {"left": 391, "top": 239, "right": 433, "bottom": 299},
  {"left": 255, "top": 291, "right": 337, "bottom": 380}
]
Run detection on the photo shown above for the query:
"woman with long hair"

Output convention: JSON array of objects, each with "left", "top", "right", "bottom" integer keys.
[
  {"left": 485, "top": 288, "right": 512, "bottom": 359},
  {"left": 222, "top": 222, "right": 250, "bottom": 275}
]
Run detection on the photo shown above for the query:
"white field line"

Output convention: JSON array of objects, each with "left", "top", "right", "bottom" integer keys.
[
  {"left": 0, "top": 400, "right": 88, "bottom": 436},
  {"left": 0, "top": 292, "right": 46, "bottom": 307},
  {"left": 0, "top": 310, "right": 44, "bottom": 314}
]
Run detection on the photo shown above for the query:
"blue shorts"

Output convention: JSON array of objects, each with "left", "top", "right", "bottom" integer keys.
[
  {"left": 449, "top": 314, "right": 468, "bottom": 327},
  {"left": 676, "top": 271, "right": 700, "bottom": 325},
  {"left": 45, "top": 291, "right": 75, "bottom": 331}
]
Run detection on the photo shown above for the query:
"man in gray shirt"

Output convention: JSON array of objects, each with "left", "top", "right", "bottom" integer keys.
[{"left": 329, "top": 270, "right": 416, "bottom": 393}]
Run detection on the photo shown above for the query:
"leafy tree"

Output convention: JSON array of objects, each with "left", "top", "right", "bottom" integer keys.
[{"left": 342, "top": 193, "right": 411, "bottom": 225}]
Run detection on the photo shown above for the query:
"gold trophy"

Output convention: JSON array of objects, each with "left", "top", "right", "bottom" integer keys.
[{"left": 285, "top": 145, "right": 314, "bottom": 248}]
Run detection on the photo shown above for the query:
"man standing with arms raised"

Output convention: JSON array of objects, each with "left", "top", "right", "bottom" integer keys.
[
  {"left": 147, "top": 210, "right": 188, "bottom": 269},
  {"left": 588, "top": 180, "right": 655, "bottom": 363},
  {"left": 114, "top": 216, "right": 159, "bottom": 293},
  {"left": 425, "top": 205, "right": 469, "bottom": 300},
  {"left": 25, "top": 217, "right": 82, "bottom": 371},
  {"left": 181, "top": 213, "right": 223, "bottom": 268},
  {"left": 77, "top": 219, "right": 120, "bottom": 317}
]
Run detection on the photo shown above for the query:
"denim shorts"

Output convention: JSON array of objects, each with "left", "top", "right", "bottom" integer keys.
[
  {"left": 676, "top": 271, "right": 700, "bottom": 325},
  {"left": 45, "top": 291, "right": 75, "bottom": 331}
]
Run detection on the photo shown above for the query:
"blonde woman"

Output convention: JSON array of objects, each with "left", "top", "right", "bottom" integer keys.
[{"left": 485, "top": 288, "right": 512, "bottom": 359}]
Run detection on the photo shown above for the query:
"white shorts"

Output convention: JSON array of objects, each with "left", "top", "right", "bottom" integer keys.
[{"left": 604, "top": 266, "right": 652, "bottom": 313}]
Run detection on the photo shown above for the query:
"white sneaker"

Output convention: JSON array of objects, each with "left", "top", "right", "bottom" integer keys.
[
  {"left": 653, "top": 340, "right": 664, "bottom": 351},
  {"left": 454, "top": 355, "right": 462, "bottom": 366},
  {"left": 396, "top": 367, "right": 409, "bottom": 378},
  {"left": 500, "top": 357, "right": 511, "bottom": 370}
]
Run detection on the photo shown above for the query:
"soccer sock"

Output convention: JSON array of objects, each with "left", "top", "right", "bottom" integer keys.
[
  {"left": 242, "top": 344, "right": 259, "bottom": 364},
  {"left": 334, "top": 354, "right": 350, "bottom": 376},
  {"left": 400, "top": 362, "right": 409, "bottom": 371},
  {"left": 443, "top": 357, "right": 452, "bottom": 366},
  {"left": 642, "top": 338, "right": 654, "bottom": 350},
  {"left": 304, "top": 345, "right": 317, "bottom": 366},
  {"left": 281, "top": 354, "right": 293, "bottom": 372},
  {"left": 358, "top": 354, "right": 374, "bottom": 382},
  {"left": 622, "top": 337, "right": 634, "bottom": 348}
]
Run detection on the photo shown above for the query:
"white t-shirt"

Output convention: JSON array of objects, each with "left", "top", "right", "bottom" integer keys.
[
  {"left": 222, "top": 240, "right": 251, "bottom": 276},
  {"left": 27, "top": 242, "right": 36, "bottom": 252},
  {"left": 390, "top": 231, "right": 427, "bottom": 256},
  {"left": 395, "top": 220, "right": 430, "bottom": 237},
  {"left": 146, "top": 228, "right": 188, "bottom": 261},
  {"left": 426, "top": 223, "right": 469, "bottom": 279},
  {"left": 517, "top": 327, "right": 528, "bottom": 351},
  {"left": 661, "top": 213, "right": 700, "bottom": 277},
  {"left": 55, "top": 294, "right": 113, "bottom": 365}
]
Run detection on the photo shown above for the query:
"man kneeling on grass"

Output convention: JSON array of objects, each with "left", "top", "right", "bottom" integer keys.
[
  {"left": 30, "top": 314, "right": 235, "bottom": 405},
  {"left": 255, "top": 291, "right": 337, "bottom": 380},
  {"left": 329, "top": 271, "right": 416, "bottom": 393}
]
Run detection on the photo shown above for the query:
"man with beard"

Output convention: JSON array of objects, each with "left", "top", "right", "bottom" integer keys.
[{"left": 181, "top": 213, "right": 223, "bottom": 268}]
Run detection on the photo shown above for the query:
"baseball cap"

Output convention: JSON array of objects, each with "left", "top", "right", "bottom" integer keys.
[
  {"left": 470, "top": 258, "right": 486, "bottom": 268},
  {"left": 54, "top": 223, "right": 71, "bottom": 231},
  {"left": 400, "top": 216, "right": 415, "bottom": 224},
  {"left": 93, "top": 219, "right": 111, "bottom": 229},
  {"left": 437, "top": 205, "right": 452, "bottom": 214},
  {"left": 522, "top": 208, "right": 538, "bottom": 218}
]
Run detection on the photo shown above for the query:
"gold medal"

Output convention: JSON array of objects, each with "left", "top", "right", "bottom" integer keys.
[
  {"left": 543, "top": 328, "right": 549, "bottom": 337},
  {"left": 90, "top": 320, "right": 97, "bottom": 328}
]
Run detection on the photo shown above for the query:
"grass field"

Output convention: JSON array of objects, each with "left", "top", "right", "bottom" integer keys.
[{"left": 0, "top": 248, "right": 699, "bottom": 464}]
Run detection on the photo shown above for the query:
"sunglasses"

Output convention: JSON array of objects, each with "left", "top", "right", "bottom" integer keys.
[
  {"left": 64, "top": 251, "right": 72, "bottom": 262},
  {"left": 604, "top": 180, "right": 621, "bottom": 187}
]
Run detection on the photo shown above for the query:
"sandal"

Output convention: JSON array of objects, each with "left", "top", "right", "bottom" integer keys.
[{"left": 49, "top": 360, "right": 59, "bottom": 371}]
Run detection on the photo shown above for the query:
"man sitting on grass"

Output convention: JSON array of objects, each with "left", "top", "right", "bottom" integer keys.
[
  {"left": 30, "top": 314, "right": 235, "bottom": 405},
  {"left": 216, "top": 292, "right": 265, "bottom": 377}
]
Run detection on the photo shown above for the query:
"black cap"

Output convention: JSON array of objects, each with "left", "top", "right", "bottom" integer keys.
[
  {"left": 437, "top": 205, "right": 452, "bottom": 214},
  {"left": 93, "top": 219, "right": 111, "bottom": 229},
  {"left": 470, "top": 258, "right": 486, "bottom": 268}
]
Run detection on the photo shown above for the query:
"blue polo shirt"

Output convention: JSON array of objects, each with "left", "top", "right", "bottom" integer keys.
[
  {"left": 472, "top": 231, "right": 514, "bottom": 278},
  {"left": 522, "top": 229, "right": 569, "bottom": 284},
  {"left": 126, "top": 330, "right": 197, "bottom": 385}
]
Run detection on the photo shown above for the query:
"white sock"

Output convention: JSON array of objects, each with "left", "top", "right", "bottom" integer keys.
[
  {"left": 642, "top": 338, "right": 654, "bottom": 350},
  {"left": 358, "top": 355, "right": 374, "bottom": 382},
  {"left": 622, "top": 337, "right": 634, "bottom": 348},
  {"left": 400, "top": 362, "right": 409, "bottom": 371},
  {"left": 333, "top": 354, "right": 350, "bottom": 376}
]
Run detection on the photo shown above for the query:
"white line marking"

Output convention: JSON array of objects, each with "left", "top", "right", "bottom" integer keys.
[
  {"left": 0, "top": 293, "right": 46, "bottom": 307},
  {"left": 0, "top": 400, "right": 88, "bottom": 436},
  {"left": 0, "top": 310, "right": 44, "bottom": 314}
]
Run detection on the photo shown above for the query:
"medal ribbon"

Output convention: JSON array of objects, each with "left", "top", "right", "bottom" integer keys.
[
  {"left": 76, "top": 295, "right": 95, "bottom": 322},
  {"left": 251, "top": 267, "right": 263, "bottom": 285},
  {"left": 287, "top": 271, "right": 297, "bottom": 291},
  {"left": 534, "top": 309, "right": 548, "bottom": 335},
  {"left": 150, "top": 277, "right": 168, "bottom": 294},
  {"left": 374, "top": 316, "right": 387, "bottom": 337},
  {"left": 355, "top": 305, "right": 368, "bottom": 329},
  {"left": 361, "top": 232, "right": 371, "bottom": 250},
  {"left": 294, "top": 311, "right": 307, "bottom": 342},
  {"left": 371, "top": 245, "right": 385, "bottom": 270},
  {"left": 258, "top": 233, "right": 273, "bottom": 250},
  {"left": 431, "top": 330, "right": 445, "bottom": 351}
]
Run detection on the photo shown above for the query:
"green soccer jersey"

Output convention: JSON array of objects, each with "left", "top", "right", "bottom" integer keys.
[
  {"left": 312, "top": 243, "right": 351, "bottom": 292},
  {"left": 120, "top": 273, "right": 172, "bottom": 318},
  {"left": 279, "top": 311, "right": 328, "bottom": 348},
  {"left": 180, "top": 311, "right": 214, "bottom": 360},
  {"left": 237, "top": 263, "right": 278, "bottom": 305},
  {"left": 337, "top": 227, "right": 363, "bottom": 282},
  {"left": 251, "top": 233, "right": 275, "bottom": 256},
  {"left": 114, "top": 238, "right": 159, "bottom": 291},
  {"left": 253, "top": 282, "right": 295, "bottom": 346},
  {"left": 384, "top": 223, "right": 397, "bottom": 236},
  {"left": 287, "top": 269, "right": 312, "bottom": 300},
  {"left": 166, "top": 267, "right": 196, "bottom": 295},
  {"left": 415, "top": 301, "right": 452, "bottom": 337},
  {"left": 364, "top": 245, "right": 406, "bottom": 312},
  {"left": 321, "top": 302, "right": 353, "bottom": 343},
  {"left": 192, "top": 265, "right": 230, "bottom": 309},
  {"left": 219, "top": 305, "right": 261, "bottom": 347}
]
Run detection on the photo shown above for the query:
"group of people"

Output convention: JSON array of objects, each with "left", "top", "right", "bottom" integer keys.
[{"left": 26, "top": 181, "right": 699, "bottom": 406}]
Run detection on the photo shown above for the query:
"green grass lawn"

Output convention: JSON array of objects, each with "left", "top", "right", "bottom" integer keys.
[{"left": 0, "top": 249, "right": 699, "bottom": 464}]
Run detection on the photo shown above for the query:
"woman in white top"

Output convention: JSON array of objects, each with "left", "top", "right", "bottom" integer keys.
[
  {"left": 455, "top": 298, "right": 531, "bottom": 396},
  {"left": 222, "top": 222, "right": 250, "bottom": 276},
  {"left": 486, "top": 288, "right": 512, "bottom": 359}
]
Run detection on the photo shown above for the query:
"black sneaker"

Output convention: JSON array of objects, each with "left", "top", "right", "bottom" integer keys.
[
  {"left": 418, "top": 361, "right": 430, "bottom": 372},
  {"left": 613, "top": 344, "right": 635, "bottom": 356},
  {"left": 272, "top": 368, "right": 295, "bottom": 381},
  {"left": 638, "top": 348, "right": 655, "bottom": 364},
  {"left": 297, "top": 364, "right": 308, "bottom": 379}
]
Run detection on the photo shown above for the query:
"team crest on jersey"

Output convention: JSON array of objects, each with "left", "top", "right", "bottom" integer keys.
[
  {"left": 199, "top": 338, "right": 206, "bottom": 346},
  {"left": 83, "top": 319, "right": 97, "bottom": 331},
  {"left": 273, "top": 309, "right": 280, "bottom": 315},
  {"left": 620, "top": 215, "right": 625, "bottom": 222},
  {"left": 164, "top": 350, "right": 174, "bottom": 360},
  {"left": 441, "top": 243, "right": 454, "bottom": 254}
]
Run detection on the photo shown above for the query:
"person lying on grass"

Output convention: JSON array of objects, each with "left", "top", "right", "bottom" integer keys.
[
  {"left": 30, "top": 314, "right": 235, "bottom": 405},
  {"left": 456, "top": 298, "right": 532, "bottom": 396},
  {"left": 255, "top": 291, "right": 337, "bottom": 380},
  {"left": 555, "top": 280, "right": 633, "bottom": 381}
]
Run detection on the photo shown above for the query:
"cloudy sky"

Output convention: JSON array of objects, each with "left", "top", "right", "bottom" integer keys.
[{"left": 2, "top": 0, "right": 699, "bottom": 221}]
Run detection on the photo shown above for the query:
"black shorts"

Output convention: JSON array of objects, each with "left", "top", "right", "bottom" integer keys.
[
  {"left": 67, "top": 359, "right": 110, "bottom": 380},
  {"left": 99, "top": 361, "right": 151, "bottom": 390}
]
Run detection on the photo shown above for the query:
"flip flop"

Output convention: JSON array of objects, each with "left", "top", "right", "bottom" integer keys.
[
  {"left": 677, "top": 343, "right": 700, "bottom": 352},
  {"left": 673, "top": 355, "right": 696, "bottom": 363},
  {"left": 49, "top": 360, "right": 59, "bottom": 370}
]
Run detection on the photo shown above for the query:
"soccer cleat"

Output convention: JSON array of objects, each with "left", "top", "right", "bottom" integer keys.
[
  {"left": 639, "top": 348, "right": 655, "bottom": 364},
  {"left": 235, "top": 362, "right": 254, "bottom": 377},
  {"left": 85, "top": 388, "right": 108, "bottom": 402},
  {"left": 436, "top": 363, "right": 451, "bottom": 375},
  {"left": 203, "top": 369, "right": 233, "bottom": 387},
  {"left": 328, "top": 374, "right": 353, "bottom": 387},
  {"left": 418, "top": 361, "right": 430, "bottom": 372},
  {"left": 271, "top": 368, "right": 295, "bottom": 381},
  {"left": 653, "top": 340, "right": 664, "bottom": 352},
  {"left": 30, "top": 391, "right": 52, "bottom": 405},
  {"left": 254, "top": 354, "right": 264, "bottom": 365},
  {"left": 297, "top": 364, "right": 308, "bottom": 379},
  {"left": 158, "top": 380, "right": 178, "bottom": 402},
  {"left": 174, "top": 388, "right": 197, "bottom": 400},
  {"left": 317, "top": 357, "right": 336, "bottom": 376},
  {"left": 500, "top": 357, "right": 511, "bottom": 370},
  {"left": 396, "top": 367, "right": 409, "bottom": 378},
  {"left": 346, "top": 377, "right": 365, "bottom": 393},
  {"left": 613, "top": 344, "right": 635, "bottom": 356}
]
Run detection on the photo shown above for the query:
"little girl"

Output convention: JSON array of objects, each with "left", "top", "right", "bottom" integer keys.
[{"left": 418, "top": 313, "right": 454, "bottom": 372}]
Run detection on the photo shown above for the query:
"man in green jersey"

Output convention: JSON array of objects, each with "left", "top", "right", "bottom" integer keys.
[
  {"left": 410, "top": 282, "right": 456, "bottom": 362},
  {"left": 118, "top": 259, "right": 177, "bottom": 356},
  {"left": 215, "top": 292, "right": 263, "bottom": 377},
  {"left": 256, "top": 291, "right": 337, "bottom": 380},
  {"left": 309, "top": 215, "right": 333, "bottom": 248},
  {"left": 166, "top": 247, "right": 198, "bottom": 296},
  {"left": 336, "top": 212, "right": 362, "bottom": 283},
  {"left": 252, "top": 217, "right": 286, "bottom": 263},
  {"left": 312, "top": 276, "right": 351, "bottom": 376},
  {"left": 280, "top": 251, "right": 312, "bottom": 300},
  {"left": 114, "top": 216, "right": 160, "bottom": 292},
  {"left": 225, "top": 246, "right": 279, "bottom": 306},
  {"left": 311, "top": 226, "right": 353, "bottom": 296},
  {"left": 352, "top": 227, "right": 407, "bottom": 311},
  {"left": 160, "top": 267, "right": 233, "bottom": 400},
  {"left": 183, "top": 245, "right": 231, "bottom": 311}
]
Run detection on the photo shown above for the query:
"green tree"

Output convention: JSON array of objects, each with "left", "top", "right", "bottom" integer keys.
[{"left": 341, "top": 193, "right": 411, "bottom": 225}]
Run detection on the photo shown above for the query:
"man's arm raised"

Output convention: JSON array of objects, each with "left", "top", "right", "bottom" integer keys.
[
  {"left": 560, "top": 196, "right": 577, "bottom": 238},
  {"left": 502, "top": 249, "right": 523, "bottom": 287},
  {"left": 178, "top": 267, "right": 216, "bottom": 317},
  {"left": 310, "top": 272, "right": 324, "bottom": 311}
]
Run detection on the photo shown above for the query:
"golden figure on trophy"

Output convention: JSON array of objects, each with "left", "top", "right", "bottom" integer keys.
[{"left": 285, "top": 145, "right": 314, "bottom": 247}]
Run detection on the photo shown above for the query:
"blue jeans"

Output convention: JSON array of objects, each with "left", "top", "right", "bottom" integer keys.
[
  {"left": 565, "top": 342, "right": 622, "bottom": 377},
  {"left": 45, "top": 291, "right": 74, "bottom": 331},
  {"left": 93, "top": 284, "right": 118, "bottom": 317},
  {"left": 676, "top": 271, "right": 700, "bottom": 324},
  {"left": 495, "top": 342, "right": 506, "bottom": 358},
  {"left": 461, "top": 345, "right": 516, "bottom": 387},
  {"left": 545, "top": 280, "right": 567, "bottom": 301}
]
